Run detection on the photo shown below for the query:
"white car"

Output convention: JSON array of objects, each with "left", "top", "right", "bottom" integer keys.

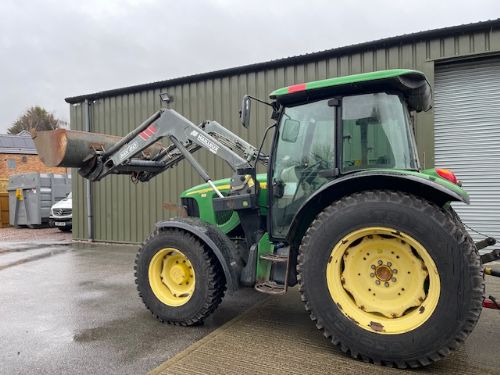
[{"left": 50, "top": 192, "right": 72, "bottom": 232}]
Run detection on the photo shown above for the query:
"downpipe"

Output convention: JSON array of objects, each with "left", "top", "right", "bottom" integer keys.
[{"left": 84, "top": 99, "right": 93, "bottom": 242}]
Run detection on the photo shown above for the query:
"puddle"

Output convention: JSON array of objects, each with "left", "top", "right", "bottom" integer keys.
[
  {"left": 0, "top": 247, "right": 74, "bottom": 271},
  {"left": 0, "top": 242, "right": 71, "bottom": 255}
]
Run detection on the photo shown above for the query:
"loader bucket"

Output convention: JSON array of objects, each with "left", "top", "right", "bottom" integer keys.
[{"left": 32, "top": 129, "right": 164, "bottom": 168}]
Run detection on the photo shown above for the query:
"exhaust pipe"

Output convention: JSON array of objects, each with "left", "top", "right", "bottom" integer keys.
[{"left": 32, "top": 129, "right": 164, "bottom": 168}]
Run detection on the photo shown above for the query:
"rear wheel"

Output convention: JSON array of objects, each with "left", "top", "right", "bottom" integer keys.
[
  {"left": 297, "top": 190, "right": 483, "bottom": 368},
  {"left": 135, "top": 229, "right": 226, "bottom": 325}
]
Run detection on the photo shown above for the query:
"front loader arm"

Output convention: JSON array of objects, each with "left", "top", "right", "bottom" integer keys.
[
  {"left": 34, "top": 105, "right": 265, "bottom": 226},
  {"left": 78, "top": 108, "right": 255, "bottom": 186}
]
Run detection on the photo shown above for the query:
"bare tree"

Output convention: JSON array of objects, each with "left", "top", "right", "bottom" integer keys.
[{"left": 7, "top": 106, "right": 63, "bottom": 134}]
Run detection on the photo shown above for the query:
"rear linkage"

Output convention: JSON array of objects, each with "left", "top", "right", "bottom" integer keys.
[{"left": 477, "top": 237, "right": 500, "bottom": 309}]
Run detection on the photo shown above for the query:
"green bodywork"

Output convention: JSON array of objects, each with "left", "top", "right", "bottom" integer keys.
[
  {"left": 256, "top": 233, "right": 274, "bottom": 282},
  {"left": 180, "top": 169, "right": 468, "bottom": 233},
  {"left": 181, "top": 173, "right": 268, "bottom": 233}
]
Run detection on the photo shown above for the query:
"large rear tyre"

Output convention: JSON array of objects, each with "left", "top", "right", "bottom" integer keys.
[
  {"left": 135, "top": 229, "right": 226, "bottom": 326},
  {"left": 297, "top": 190, "right": 483, "bottom": 368}
]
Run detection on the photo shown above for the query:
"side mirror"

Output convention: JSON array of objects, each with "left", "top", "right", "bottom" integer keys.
[
  {"left": 282, "top": 119, "right": 300, "bottom": 143},
  {"left": 240, "top": 95, "right": 251, "bottom": 128}
]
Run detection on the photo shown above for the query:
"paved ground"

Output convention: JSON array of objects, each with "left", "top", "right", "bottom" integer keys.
[
  {"left": 0, "top": 241, "right": 265, "bottom": 374},
  {"left": 0, "top": 226, "right": 71, "bottom": 241},
  {"left": 0, "top": 238, "right": 498, "bottom": 374},
  {"left": 152, "top": 279, "right": 500, "bottom": 375}
]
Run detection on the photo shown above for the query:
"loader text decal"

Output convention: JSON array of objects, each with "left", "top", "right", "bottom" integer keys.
[
  {"left": 119, "top": 140, "right": 139, "bottom": 160},
  {"left": 196, "top": 133, "right": 219, "bottom": 154}
]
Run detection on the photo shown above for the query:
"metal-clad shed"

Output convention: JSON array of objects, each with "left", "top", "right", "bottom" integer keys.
[{"left": 66, "top": 19, "right": 500, "bottom": 243}]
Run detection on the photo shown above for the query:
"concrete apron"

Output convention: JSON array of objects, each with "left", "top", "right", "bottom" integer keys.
[{"left": 150, "top": 282, "right": 500, "bottom": 375}]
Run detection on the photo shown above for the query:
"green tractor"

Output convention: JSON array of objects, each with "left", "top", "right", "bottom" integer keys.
[{"left": 34, "top": 69, "right": 486, "bottom": 368}]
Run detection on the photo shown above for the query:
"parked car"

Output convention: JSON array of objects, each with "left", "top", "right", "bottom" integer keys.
[{"left": 50, "top": 192, "right": 72, "bottom": 232}]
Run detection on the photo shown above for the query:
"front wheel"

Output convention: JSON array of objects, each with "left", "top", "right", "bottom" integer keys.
[
  {"left": 297, "top": 190, "right": 483, "bottom": 368},
  {"left": 135, "top": 229, "right": 226, "bottom": 326}
]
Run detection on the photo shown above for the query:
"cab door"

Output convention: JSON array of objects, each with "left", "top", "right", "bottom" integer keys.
[{"left": 269, "top": 99, "right": 337, "bottom": 239}]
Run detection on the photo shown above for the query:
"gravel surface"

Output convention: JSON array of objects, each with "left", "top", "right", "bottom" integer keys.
[{"left": 0, "top": 227, "right": 71, "bottom": 242}]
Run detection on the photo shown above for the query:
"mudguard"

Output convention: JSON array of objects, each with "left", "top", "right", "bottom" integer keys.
[
  {"left": 156, "top": 217, "right": 240, "bottom": 292},
  {"left": 286, "top": 170, "right": 469, "bottom": 243}
]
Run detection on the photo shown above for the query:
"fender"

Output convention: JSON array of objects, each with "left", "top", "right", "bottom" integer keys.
[
  {"left": 156, "top": 217, "right": 240, "bottom": 292},
  {"left": 286, "top": 170, "right": 469, "bottom": 244}
]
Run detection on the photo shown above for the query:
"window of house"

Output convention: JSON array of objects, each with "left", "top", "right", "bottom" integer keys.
[{"left": 7, "top": 159, "right": 16, "bottom": 169}]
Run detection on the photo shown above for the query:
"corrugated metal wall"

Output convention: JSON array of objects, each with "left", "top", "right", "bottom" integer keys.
[
  {"left": 435, "top": 58, "right": 500, "bottom": 241},
  {"left": 70, "top": 28, "right": 500, "bottom": 242}
]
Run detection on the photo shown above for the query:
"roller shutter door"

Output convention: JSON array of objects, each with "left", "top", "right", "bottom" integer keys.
[{"left": 435, "top": 59, "right": 500, "bottom": 242}]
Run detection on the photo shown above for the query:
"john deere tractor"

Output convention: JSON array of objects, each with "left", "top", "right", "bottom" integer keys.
[{"left": 34, "top": 69, "right": 490, "bottom": 368}]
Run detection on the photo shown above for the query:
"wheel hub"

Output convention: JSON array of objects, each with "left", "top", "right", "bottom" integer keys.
[
  {"left": 167, "top": 263, "right": 190, "bottom": 285},
  {"left": 326, "top": 227, "right": 440, "bottom": 334},
  {"left": 375, "top": 264, "right": 393, "bottom": 281},
  {"left": 149, "top": 248, "right": 196, "bottom": 306}
]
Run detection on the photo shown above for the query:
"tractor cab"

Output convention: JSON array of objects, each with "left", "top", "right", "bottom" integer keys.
[{"left": 266, "top": 69, "right": 432, "bottom": 237}]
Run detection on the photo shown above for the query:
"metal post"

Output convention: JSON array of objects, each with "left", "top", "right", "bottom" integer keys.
[{"left": 84, "top": 99, "right": 93, "bottom": 241}]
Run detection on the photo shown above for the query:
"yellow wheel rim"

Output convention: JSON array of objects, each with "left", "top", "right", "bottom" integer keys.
[
  {"left": 148, "top": 248, "right": 196, "bottom": 307},
  {"left": 326, "top": 227, "right": 440, "bottom": 334}
]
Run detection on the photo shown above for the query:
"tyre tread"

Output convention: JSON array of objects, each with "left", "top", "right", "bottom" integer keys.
[
  {"left": 134, "top": 228, "right": 226, "bottom": 326},
  {"left": 297, "top": 190, "right": 484, "bottom": 368}
]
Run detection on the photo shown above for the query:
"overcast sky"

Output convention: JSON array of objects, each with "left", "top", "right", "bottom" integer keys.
[{"left": 0, "top": 0, "right": 499, "bottom": 132}]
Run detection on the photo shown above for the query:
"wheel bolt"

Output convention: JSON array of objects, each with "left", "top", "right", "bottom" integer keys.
[
  {"left": 375, "top": 280, "right": 381, "bottom": 285},
  {"left": 384, "top": 282, "right": 389, "bottom": 287},
  {"left": 370, "top": 273, "right": 375, "bottom": 278},
  {"left": 393, "top": 269, "right": 398, "bottom": 274},
  {"left": 392, "top": 277, "right": 397, "bottom": 282},
  {"left": 371, "top": 265, "right": 376, "bottom": 269},
  {"left": 378, "top": 260, "right": 383, "bottom": 265},
  {"left": 387, "top": 261, "right": 392, "bottom": 267}
]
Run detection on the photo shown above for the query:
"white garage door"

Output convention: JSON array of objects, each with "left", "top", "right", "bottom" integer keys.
[{"left": 435, "top": 59, "right": 500, "bottom": 242}]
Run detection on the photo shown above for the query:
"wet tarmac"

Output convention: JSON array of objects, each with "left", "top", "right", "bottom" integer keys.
[{"left": 0, "top": 241, "right": 265, "bottom": 374}]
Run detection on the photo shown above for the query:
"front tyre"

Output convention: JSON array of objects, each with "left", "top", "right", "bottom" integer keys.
[
  {"left": 297, "top": 190, "right": 483, "bottom": 368},
  {"left": 135, "top": 229, "right": 226, "bottom": 326}
]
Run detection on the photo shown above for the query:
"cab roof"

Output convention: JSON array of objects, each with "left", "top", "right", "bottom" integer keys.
[{"left": 269, "top": 69, "right": 432, "bottom": 112}]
